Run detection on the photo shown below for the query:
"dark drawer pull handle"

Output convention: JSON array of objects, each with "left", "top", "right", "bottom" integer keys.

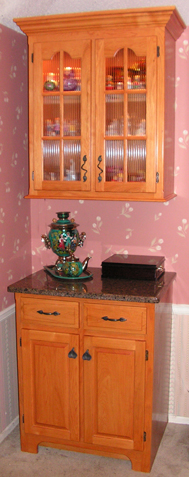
[
  {"left": 97, "top": 155, "right": 103, "bottom": 182},
  {"left": 82, "top": 349, "right": 92, "bottom": 361},
  {"left": 68, "top": 347, "right": 78, "bottom": 359},
  {"left": 101, "top": 316, "right": 127, "bottom": 322},
  {"left": 37, "top": 310, "right": 60, "bottom": 316},
  {"left": 81, "top": 155, "right": 87, "bottom": 182}
]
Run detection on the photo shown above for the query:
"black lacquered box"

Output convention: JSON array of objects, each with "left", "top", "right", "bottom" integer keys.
[{"left": 101, "top": 254, "right": 165, "bottom": 281}]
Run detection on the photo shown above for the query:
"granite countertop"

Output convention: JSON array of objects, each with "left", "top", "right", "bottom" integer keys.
[{"left": 7, "top": 267, "right": 176, "bottom": 304}]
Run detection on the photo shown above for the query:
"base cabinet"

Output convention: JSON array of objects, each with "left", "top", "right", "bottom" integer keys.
[{"left": 15, "top": 293, "right": 172, "bottom": 473}]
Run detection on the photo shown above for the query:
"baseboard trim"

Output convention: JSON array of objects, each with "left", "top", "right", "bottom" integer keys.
[
  {"left": 169, "top": 415, "right": 189, "bottom": 425},
  {"left": 0, "top": 415, "right": 19, "bottom": 444}
]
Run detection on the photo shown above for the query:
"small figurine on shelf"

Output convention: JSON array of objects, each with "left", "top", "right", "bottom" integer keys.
[
  {"left": 54, "top": 117, "right": 60, "bottom": 136},
  {"left": 63, "top": 68, "right": 78, "bottom": 91},
  {"left": 106, "top": 75, "right": 114, "bottom": 90}
]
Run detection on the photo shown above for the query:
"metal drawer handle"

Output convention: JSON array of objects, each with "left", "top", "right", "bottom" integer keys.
[
  {"left": 68, "top": 347, "right": 78, "bottom": 359},
  {"left": 37, "top": 310, "right": 60, "bottom": 316},
  {"left": 82, "top": 349, "right": 92, "bottom": 361},
  {"left": 101, "top": 316, "right": 127, "bottom": 322}
]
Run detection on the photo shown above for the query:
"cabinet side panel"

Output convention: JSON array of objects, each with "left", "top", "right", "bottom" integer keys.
[
  {"left": 151, "top": 286, "right": 173, "bottom": 465},
  {"left": 164, "top": 30, "right": 176, "bottom": 198}
]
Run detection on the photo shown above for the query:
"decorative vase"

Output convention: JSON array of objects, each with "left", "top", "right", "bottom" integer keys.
[{"left": 41, "top": 212, "right": 91, "bottom": 277}]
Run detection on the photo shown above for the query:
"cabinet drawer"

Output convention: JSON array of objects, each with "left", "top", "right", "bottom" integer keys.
[
  {"left": 83, "top": 302, "right": 147, "bottom": 334},
  {"left": 20, "top": 297, "right": 79, "bottom": 328}
]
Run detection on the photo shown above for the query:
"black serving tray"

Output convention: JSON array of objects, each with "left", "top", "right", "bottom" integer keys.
[{"left": 101, "top": 254, "right": 165, "bottom": 281}]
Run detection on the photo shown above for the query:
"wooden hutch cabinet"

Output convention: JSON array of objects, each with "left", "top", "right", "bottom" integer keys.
[{"left": 14, "top": 6, "right": 185, "bottom": 201}]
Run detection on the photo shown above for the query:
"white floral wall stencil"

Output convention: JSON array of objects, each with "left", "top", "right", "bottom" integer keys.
[
  {"left": 120, "top": 202, "right": 133, "bottom": 218},
  {"left": 154, "top": 212, "right": 162, "bottom": 221},
  {"left": 178, "top": 130, "right": 189, "bottom": 149},
  {"left": 13, "top": 239, "right": 20, "bottom": 254},
  {"left": 177, "top": 219, "right": 188, "bottom": 237},
  {"left": 178, "top": 39, "right": 189, "bottom": 59},
  {"left": 149, "top": 238, "right": 164, "bottom": 253},
  {"left": 24, "top": 216, "right": 30, "bottom": 234},
  {"left": 11, "top": 152, "right": 18, "bottom": 166},
  {"left": 0, "top": 208, "right": 5, "bottom": 223},
  {"left": 23, "top": 133, "right": 28, "bottom": 149},
  {"left": 92, "top": 216, "right": 102, "bottom": 234},
  {"left": 17, "top": 192, "right": 24, "bottom": 205},
  {"left": 5, "top": 182, "right": 10, "bottom": 193},
  {"left": 22, "top": 49, "right": 27, "bottom": 66},
  {"left": 3, "top": 91, "right": 9, "bottom": 102},
  {"left": 125, "top": 229, "right": 133, "bottom": 240},
  {"left": 172, "top": 254, "right": 179, "bottom": 264},
  {"left": 9, "top": 65, "right": 17, "bottom": 78},
  {"left": 7, "top": 270, "right": 13, "bottom": 281},
  {"left": 15, "top": 105, "right": 22, "bottom": 119},
  {"left": 0, "top": 116, "right": 3, "bottom": 132},
  {"left": 174, "top": 166, "right": 180, "bottom": 176}
]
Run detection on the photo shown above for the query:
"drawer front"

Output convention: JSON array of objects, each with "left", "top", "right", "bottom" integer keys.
[
  {"left": 83, "top": 302, "right": 147, "bottom": 334},
  {"left": 20, "top": 297, "right": 79, "bottom": 328}
]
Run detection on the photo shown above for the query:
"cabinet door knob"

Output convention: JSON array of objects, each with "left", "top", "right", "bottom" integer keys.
[
  {"left": 101, "top": 316, "right": 127, "bottom": 322},
  {"left": 37, "top": 310, "right": 60, "bottom": 316},
  {"left": 97, "top": 155, "right": 103, "bottom": 182},
  {"left": 82, "top": 349, "right": 92, "bottom": 361},
  {"left": 81, "top": 155, "right": 87, "bottom": 182},
  {"left": 68, "top": 347, "right": 78, "bottom": 359}
]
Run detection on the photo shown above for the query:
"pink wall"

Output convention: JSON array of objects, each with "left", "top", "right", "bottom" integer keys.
[
  {"left": 0, "top": 25, "right": 188, "bottom": 308},
  {"left": 0, "top": 25, "right": 31, "bottom": 310},
  {"left": 30, "top": 28, "right": 189, "bottom": 305}
]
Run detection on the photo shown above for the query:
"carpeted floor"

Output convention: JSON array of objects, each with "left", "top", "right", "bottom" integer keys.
[{"left": 0, "top": 423, "right": 189, "bottom": 476}]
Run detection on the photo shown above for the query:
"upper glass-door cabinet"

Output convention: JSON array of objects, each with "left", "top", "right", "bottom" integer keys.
[
  {"left": 33, "top": 40, "right": 91, "bottom": 191},
  {"left": 95, "top": 37, "right": 156, "bottom": 194}
]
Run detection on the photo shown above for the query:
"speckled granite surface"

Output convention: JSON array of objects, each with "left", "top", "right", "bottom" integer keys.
[{"left": 7, "top": 267, "right": 176, "bottom": 303}]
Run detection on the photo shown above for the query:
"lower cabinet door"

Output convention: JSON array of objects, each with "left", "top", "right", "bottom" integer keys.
[
  {"left": 83, "top": 336, "right": 145, "bottom": 451},
  {"left": 22, "top": 329, "right": 80, "bottom": 441}
]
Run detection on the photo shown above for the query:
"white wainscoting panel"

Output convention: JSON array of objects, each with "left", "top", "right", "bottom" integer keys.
[{"left": 0, "top": 304, "right": 19, "bottom": 442}]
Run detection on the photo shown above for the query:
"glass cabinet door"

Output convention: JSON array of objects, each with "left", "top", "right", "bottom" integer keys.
[
  {"left": 33, "top": 40, "right": 91, "bottom": 191},
  {"left": 95, "top": 37, "right": 157, "bottom": 193}
]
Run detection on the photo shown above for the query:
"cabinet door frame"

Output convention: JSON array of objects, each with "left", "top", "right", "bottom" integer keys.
[
  {"left": 83, "top": 335, "right": 146, "bottom": 451},
  {"left": 22, "top": 329, "right": 80, "bottom": 441},
  {"left": 95, "top": 36, "right": 157, "bottom": 194},
  {"left": 33, "top": 39, "right": 91, "bottom": 192}
]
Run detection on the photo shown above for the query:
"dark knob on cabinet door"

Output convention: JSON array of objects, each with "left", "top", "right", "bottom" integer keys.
[
  {"left": 68, "top": 347, "right": 78, "bottom": 359},
  {"left": 82, "top": 349, "right": 92, "bottom": 361}
]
